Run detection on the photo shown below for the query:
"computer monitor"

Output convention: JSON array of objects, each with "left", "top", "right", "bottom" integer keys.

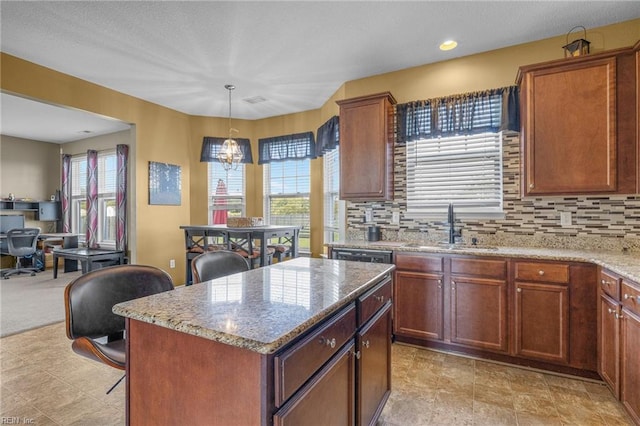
[{"left": 0, "top": 215, "right": 25, "bottom": 234}]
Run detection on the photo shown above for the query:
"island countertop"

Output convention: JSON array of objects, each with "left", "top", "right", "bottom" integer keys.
[{"left": 113, "top": 257, "right": 395, "bottom": 354}]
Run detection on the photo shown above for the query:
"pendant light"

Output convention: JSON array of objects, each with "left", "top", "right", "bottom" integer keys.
[{"left": 218, "top": 84, "right": 244, "bottom": 170}]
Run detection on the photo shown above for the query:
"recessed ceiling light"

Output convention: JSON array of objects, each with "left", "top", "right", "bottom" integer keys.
[{"left": 439, "top": 40, "right": 458, "bottom": 51}]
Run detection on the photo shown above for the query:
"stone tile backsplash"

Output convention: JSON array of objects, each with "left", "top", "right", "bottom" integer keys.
[{"left": 346, "top": 134, "right": 640, "bottom": 253}]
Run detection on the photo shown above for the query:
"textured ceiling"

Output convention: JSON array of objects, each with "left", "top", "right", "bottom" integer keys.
[{"left": 1, "top": 1, "right": 639, "bottom": 142}]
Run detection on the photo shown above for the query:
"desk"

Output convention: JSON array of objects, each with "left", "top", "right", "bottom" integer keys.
[
  {"left": 40, "top": 233, "right": 80, "bottom": 272},
  {"left": 180, "top": 225, "right": 300, "bottom": 285},
  {"left": 52, "top": 248, "right": 125, "bottom": 278}
]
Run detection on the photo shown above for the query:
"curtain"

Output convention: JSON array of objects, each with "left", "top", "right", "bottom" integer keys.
[
  {"left": 258, "top": 132, "right": 316, "bottom": 164},
  {"left": 61, "top": 154, "right": 72, "bottom": 233},
  {"left": 86, "top": 150, "right": 98, "bottom": 248},
  {"left": 116, "top": 144, "right": 128, "bottom": 252},
  {"left": 200, "top": 137, "right": 253, "bottom": 163},
  {"left": 397, "top": 86, "right": 520, "bottom": 143},
  {"left": 315, "top": 115, "right": 339, "bottom": 157}
]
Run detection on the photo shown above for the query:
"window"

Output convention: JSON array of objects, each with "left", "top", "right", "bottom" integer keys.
[
  {"left": 207, "top": 162, "right": 245, "bottom": 224},
  {"left": 70, "top": 150, "right": 117, "bottom": 245},
  {"left": 323, "top": 147, "right": 344, "bottom": 243},
  {"left": 406, "top": 132, "right": 503, "bottom": 217},
  {"left": 263, "top": 159, "right": 310, "bottom": 252}
]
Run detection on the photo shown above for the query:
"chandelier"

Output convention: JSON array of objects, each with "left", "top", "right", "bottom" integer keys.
[{"left": 218, "top": 84, "right": 244, "bottom": 170}]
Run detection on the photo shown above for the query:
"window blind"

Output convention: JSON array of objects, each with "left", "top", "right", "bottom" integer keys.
[
  {"left": 406, "top": 132, "right": 503, "bottom": 214},
  {"left": 323, "top": 148, "right": 344, "bottom": 243},
  {"left": 207, "top": 163, "right": 245, "bottom": 220}
]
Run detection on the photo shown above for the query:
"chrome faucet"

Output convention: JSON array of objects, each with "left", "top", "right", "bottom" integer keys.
[{"left": 447, "top": 203, "right": 462, "bottom": 244}]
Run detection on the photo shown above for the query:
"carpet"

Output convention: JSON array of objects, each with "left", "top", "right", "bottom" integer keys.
[{"left": 0, "top": 269, "right": 82, "bottom": 337}]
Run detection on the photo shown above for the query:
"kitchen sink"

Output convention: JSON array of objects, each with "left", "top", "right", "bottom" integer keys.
[{"left": 404, "top": 242, "right": 499, "bottom": 251}]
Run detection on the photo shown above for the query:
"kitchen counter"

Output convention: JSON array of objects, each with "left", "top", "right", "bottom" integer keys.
[
  {"left": 328, "top": 240, "right": 640, "bottom": 282},
  {"left": 113, "top": 257, "right": 395, "bottom": 354}
]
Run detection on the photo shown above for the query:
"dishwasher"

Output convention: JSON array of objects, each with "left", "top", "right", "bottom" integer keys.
[{"left": 330, "top": 247, "right": 393, "bottom": 264}]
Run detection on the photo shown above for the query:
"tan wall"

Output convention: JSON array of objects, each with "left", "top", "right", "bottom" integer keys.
[
  {"left": 0, "top": 134, "right": 60, "bottom": 201},
  {"left": 1, "top": 18, "right": 638, "bottom": 283}
]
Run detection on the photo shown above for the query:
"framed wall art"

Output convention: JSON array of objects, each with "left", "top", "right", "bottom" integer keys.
[{"left": 149, "top": 161, "right": 181, "bottom": 205}]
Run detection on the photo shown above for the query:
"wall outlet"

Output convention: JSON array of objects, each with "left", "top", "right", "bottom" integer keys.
[
  {"left": 365, "top": 209, "right": 373, "bottom": 223},
  {"left": 169, "top": 259, "right": 176, "bottom": 269},
  {"left": 392, "top": 211, "right": 400, "bottom": 225},
  {"left": 560, "top": 211, "right": 572, "bottom": 227}
]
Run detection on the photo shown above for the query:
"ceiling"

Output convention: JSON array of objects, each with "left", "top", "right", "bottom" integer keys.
[{"left": 1, "top": 1, "right": 639, "bottom": 143}]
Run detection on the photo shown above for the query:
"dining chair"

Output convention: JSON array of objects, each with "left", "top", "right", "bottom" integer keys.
[{"left": 191, "top": 250, "right": 250, "bottom": 284}]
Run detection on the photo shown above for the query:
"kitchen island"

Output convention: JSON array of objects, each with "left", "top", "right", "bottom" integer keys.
[{"left": 114, "top": 257, "right": 395, "bottom": 426}]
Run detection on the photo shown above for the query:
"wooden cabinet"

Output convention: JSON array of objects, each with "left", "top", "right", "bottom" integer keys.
[
  {"left": 514, "top": 261, "right": 569, "bottom": 364},
  {"left": 518, "top": 45, "right": 637, "bottom": 196},
  {"left": 357, "top": 303, "right": 391, "bottom": 426},
  {"left": 394, "top": 254, "right": 444, "bottom": 341},
  {"left": 620, "top": 279, "right": 640, "bottom": 424},
  {"left": 274, "top": 341, "right": 356, "bottom": 426},
  {"left": 600, "top": 292, "right": 621, "bottom": 397},
  {"left": 336, "top": 92, "right": 396, "bottom": 201}
]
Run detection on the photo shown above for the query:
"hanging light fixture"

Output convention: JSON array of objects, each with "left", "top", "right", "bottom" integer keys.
[{"left": 218, "top": 84, "right": 244, "bottom": 170}]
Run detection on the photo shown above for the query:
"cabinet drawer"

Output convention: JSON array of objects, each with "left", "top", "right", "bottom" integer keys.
[
  {"left": 514, "top": 262, "right": 569, "bottom": 284},
  {"left": 621, "top": 280, "right": 640, "bottom": 316},
  {"left": 358, "top": 276, "right": 392, "bottom": 326},
  {"left": 394, "top": 253, "right": 443, "bottom": 273},
  {"left": 274, "top": 303, "right": 356, "bottom": 407},
  {"left": 451, "top": 257, "right": 507, "bottom": 280},
  {"left": 600, "top": 270, "right": 620, "bottom": 299}
]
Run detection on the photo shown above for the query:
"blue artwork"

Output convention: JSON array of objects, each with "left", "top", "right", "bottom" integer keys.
[{"left": 149, "top": 162, "right": 181, "bottom": 205}]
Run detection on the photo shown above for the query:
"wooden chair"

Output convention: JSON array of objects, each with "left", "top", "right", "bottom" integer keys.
[{"left": 64, "top": 264, "right": 174, "bottom": 393}]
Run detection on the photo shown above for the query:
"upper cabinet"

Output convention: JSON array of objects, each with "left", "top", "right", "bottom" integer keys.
[
  {"left": 336, "top": 92, "right": 396, "bottom": 201},
  {"left": 518, "top": 45, "right": 638, "bottom": 196}
]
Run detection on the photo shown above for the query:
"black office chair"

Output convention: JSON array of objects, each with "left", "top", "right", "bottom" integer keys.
[
  {"left": 191, "top": 250, "right": 250, "bottom": 284},
  {"left": 2, "top": 228, "right": 41, "bottom": 279},
  {"left": 64, "top": 264, "right": 174, "bottom": 393}
]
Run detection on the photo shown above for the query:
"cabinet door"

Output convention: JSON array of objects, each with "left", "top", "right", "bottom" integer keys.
[
  {"left": 599, "top": 293, "right": 620, "bottom": 397},
  {"left": 450, "top": 277, "right": 508, "bottom": 353},
  {"left": 515, "top": 282, "right": 569, "bottom": 364},
  {"left": 36, "top": 201, "right": 60, "bottom": 221},
  {"left": 357, "top": 303, "right": 391, "bottom": 426},
  {"left": 274, "top": 341, "right": 356, "bottom": 426},
  {"left": 521, "top": 57, "right": 617, "bottom": 195},
  {"left": 621, "top": 308, "right": 640, "bottom": 425},
  {"left": 394, "top": 271, "right": 443, "bottom": 340},
  {"left": 337, "top": 93, "right": 395, "bottom": 200}
]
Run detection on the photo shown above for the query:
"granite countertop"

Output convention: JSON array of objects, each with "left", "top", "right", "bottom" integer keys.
[
  {"left": 113, "top": 257, "right": 395, "bottom": 355},
  {"left": 328, "top": 240, "right": 640, "bottom": 283}
]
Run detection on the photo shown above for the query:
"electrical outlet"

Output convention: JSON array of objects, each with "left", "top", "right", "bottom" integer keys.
[
  {"left": 392, "top": 211, "right": 400, "bottom": 225},
  {"left": 365, "top": 209, "right": 373, "bottom": 223},
  {"left": 169, "top": 259, "right": 176, "bottom": 269},
  {"left": 560, "top": 211, "right": 572, "bottom": 227}
]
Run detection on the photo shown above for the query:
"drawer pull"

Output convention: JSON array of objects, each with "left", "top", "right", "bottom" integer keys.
[
  {"left": 608, "top": 308, "right": 615, "bottom": 314},
  {"left": 624, "top": 293, "right": 636, "bottom": 301},
  {"left": 615, "top": 313, "right": 624, "bottom": 320},
  {"left": 538, "top": 270, "right": 545, "bottom": 276},
  {"left": 320, "top": 337, "right": 336, "bottom": 348},
  {"left": 517, "top": 288, "right": 522, "bottom": 293},
  {"left": 352, "top": 350, "right": 361, "bottom": 360},
  {"left": 362, "top": 340, "right": 370, "bottom": 349},
  {"left": 374, "top": 295, "right": 385, "bottom": 303}
]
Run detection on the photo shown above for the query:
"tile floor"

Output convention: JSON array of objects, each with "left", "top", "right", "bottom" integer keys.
[{"left": 0, "top": 322, "right": 633, "bottom": 425}]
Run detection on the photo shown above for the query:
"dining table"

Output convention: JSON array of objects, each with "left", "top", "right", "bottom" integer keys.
[{"left": 180, "top": 224, "right": 300, "bottom": 285}]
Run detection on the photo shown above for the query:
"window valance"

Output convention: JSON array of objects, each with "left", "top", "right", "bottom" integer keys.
[
  {"left": 315, "top": 115, "right": 339, "bottom": 157},
  {"left": 397, "top": 86, "right": 520, "bottom": 143},
  {"left": 200, "top": 137, "right": 254, "bottom": 164},
  {"left": 258, "top": 131, "right": 316, "bottom": 164}
]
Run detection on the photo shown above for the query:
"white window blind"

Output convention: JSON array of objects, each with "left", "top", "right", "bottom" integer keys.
[
  {"left": 263, "top": 159, "right": 311, "bottom": 252},
  {"left": 406, "top": 132, "right": 503, "bottom": 216},
  {"left": 323, "top": 148, "right": 344, "bottom": 243},
  {"left": 207, "top": 162, "right": 245, "bottom": 224}
]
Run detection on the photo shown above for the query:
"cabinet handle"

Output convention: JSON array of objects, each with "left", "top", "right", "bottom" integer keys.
[
  {"left": 374, "top": 295, "right": 385, "bottom": 303},
  {"left": 608, "top": 308, "right": 614, "bottom": 314},
  {"left": 517, "top": 288, "right": 522, "bottom": 293},
  {"left": 624, "top": 293, "right": 636, "bottom": 301},
  {"left": 538, "top": 270, "right": 545, "bottom": 276},
  {"left": 529, "top": 183, "right": 535, "bottom": 189},
  {"left": 362, "top": 340, "right": 370, "bottom": 349},
  {"left": 615, "top": 313, "right": 624, "bottom": 320},
  {"left": 352, "top": 350, "right": 361, "bottom": 360},
  {"left": 320, "top": 337, "right": 336, "bottom": 348}
]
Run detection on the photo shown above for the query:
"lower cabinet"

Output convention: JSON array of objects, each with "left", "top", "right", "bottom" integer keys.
[
  {"left": 394, "top": 271, "right": 443, "bottom": 340},
  {"left": 599, "top": 293, "right": 620, "bottom": 397},
  {"left": 620, "top": 279, "right": 640, "bottom": 424},
  {"left": 274, "top": 341, "right": 356, "bottom": 426}
]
